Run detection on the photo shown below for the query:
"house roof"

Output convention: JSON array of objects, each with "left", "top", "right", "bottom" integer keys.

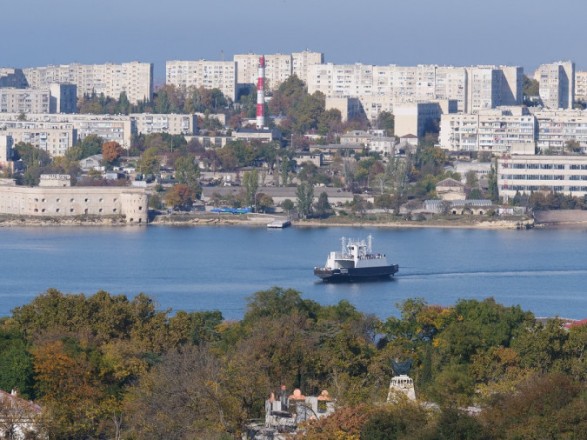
[
  {"left": 0, "top": 389, "right": 42, "bottom": 414},
  {"left": 436, "top": 178, "right": 465, "bottom": 188}
]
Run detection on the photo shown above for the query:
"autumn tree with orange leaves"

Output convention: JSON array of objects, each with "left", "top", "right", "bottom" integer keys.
[{"left": 102, "top": 141, "right": 124, "bottom": 167}]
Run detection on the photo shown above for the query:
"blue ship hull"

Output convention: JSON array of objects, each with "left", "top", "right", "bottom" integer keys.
[{"left": 314, "top": 264, "right": 399, "bottom": 282}]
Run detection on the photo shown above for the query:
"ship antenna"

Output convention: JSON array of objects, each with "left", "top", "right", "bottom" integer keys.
[
  {"left": 368, "top": 235, "right": 372, "bottom": 254},
  {"left": 341, "top": 237, "right": 346, "bottom": 254}
]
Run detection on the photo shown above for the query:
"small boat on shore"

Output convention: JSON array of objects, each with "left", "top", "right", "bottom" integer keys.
[{"left": 314, "top": 235, "right": 398, "bottom": 282}]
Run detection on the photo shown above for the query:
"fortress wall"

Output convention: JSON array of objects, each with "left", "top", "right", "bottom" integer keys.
[{"left": 0, "top": 186, "right": 148, "bottom": 224}]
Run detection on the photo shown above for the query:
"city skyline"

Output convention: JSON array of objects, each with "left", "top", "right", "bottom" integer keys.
[{"left": 2, "top": 0, "right": 586, "bottom": 82}]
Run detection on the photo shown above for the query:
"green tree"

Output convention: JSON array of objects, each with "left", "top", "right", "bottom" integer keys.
[
  {"left": 174, "top": 156, "right": 201, "bottom": 197},
  {"left": 137, "top": 147, "right": 161, "bottom": 175},
  {"left": 314, "top": 191, "right": 332, "bottom": 218},
  {"left": 242, "top": 169, "right": 259, "bottom": 209},
  {"left": 78, "top": 134, "right": 104, "bottom": 159},
  {"left": 375, "top": 111, "right": 394, "bottom": 136},
  {"left": 281, "top": 198, "right": 295, "bottom": 217},
  {"left": 296, "top": 182, "right": 314, "bottom": 219}
]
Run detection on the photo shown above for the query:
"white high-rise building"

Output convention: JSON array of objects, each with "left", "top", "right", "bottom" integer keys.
[
  {"left": 574, "top": 71, "right": 587, "bottom": 103},
  {"left": 22, "top": 62, "right": 153, "bottom": 105},
  {"left": 465, "top": 66, "right": 523, "bottom": 113},
  {"left": 534, "top": 61, "right": 575, "bottom": 109},
  {"left": 234, "top": 51, "right": 324, "bottom": 90},
  {"left": 166, "top": 60, "right": 236, "bottom": 101},
  {"left": 292, "top": 50, "right": 324, "bottom": 85}
]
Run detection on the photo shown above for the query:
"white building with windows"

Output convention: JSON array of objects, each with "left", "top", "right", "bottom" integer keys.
[
  {"left": 22, "top": 62, "right": 153, "bottom": 104},
  {"left": 438, "top": 107, "right": 536, "bottom": 154},
  {"left": 497, "top": 155, "right": 587, "bottom": 199},
  {"left": 533, "top": 109, "right": 587, "bottom": 153},
  {"left": 534, "top": 61, "right": 575, "bottom": 110},
  {"left": 166, "top": 60, "right": 236, "bottom": 101},
  {"left": 576, "top": 71, "right": 587, "bottom": 103}
]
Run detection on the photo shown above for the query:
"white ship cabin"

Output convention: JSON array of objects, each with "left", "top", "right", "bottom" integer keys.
[{"left": 325, "top": 236, "right": 388, "bottom": 269}]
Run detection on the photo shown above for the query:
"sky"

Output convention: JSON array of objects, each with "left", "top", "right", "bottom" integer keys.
[{"left": 1, "top": 0, "right": 586, "bottom": 83}]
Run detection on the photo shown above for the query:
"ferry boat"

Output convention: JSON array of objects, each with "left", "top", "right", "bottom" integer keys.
[{"left": 314, "top": 236, "right": 398, "bottom": 282}]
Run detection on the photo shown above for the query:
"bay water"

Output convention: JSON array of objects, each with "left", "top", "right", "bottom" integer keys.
[{"left": 1, "top": 225, "right": 586, "bottom": 320}]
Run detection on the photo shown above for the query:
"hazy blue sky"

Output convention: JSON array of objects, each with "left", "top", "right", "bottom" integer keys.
[{"left": 2, "top": 0, "right": 585, "bottom": 83}]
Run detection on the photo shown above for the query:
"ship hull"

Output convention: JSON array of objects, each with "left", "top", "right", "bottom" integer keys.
[{"left": 314, "top": 264, "right": 399, "bottom": 282}]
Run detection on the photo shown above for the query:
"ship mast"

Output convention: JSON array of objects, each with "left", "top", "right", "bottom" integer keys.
[{"left": 368, "top": 235, "right": 373, "bottom": 254}]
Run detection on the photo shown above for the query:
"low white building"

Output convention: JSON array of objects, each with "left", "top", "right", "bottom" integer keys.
[{"left": 497, "top": 155, "right": 587, "bottom": 200}]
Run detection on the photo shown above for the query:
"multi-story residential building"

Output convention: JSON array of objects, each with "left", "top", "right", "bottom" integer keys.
[
  {"left": 233, "top": 51, "right": 324, "bottom": 88},
  {"left": 0, "top": 112, "right": 199, "bottom": 154},
  {"left": 394, "top": 101, "right": 457, "bottom": 138},
  {"left": 308, "top": 63, "right": 522, "bottom": 120},
  {"left": 166, "top": 60, "right": 236, "bottom": 101},
  {"left": 131, "top": 113, "right": 197, "bottom": 135},
  {"left": 0, "top": 88, "right": 50, "bottom": 113},
  {"left": 0, "top": 84, "right": 77, "bottom": 114},
  {"left": 534, "top": 61, "right": 575, "bottom": 109},
  {"left": 533, "top": 109, "right": 587, "bottom": 153},
  {"left": 292, "top": 50, "right": 324, "bottom": 85},
  {"left": 0, "top": 135, "right": 13, "bottom": 168},
  {"left": 49, "top": 83, "right": 77, "bottom": 113},
  {"left": 497, "top": 155, "right": 587, "bottom": 200},
  {"left": 438, "top": 107, "right": 536, "bottom": 154},
  {"left": 575, "top": 71, "right": 587, "bottom": 103},
  {"left": 22, "top": 62, "right": 153, "bottom": 104},
  {"left": 0, "top": 120, "right": 76, "bottom": 157},
  {"left": 465, "top": 66, "right": 522, "bottom": 113},
  {"left": 0, "top": 68, "right": 28, "bottom": 88}
]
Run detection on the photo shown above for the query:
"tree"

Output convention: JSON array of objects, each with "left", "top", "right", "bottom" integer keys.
[
  {"left": 281, "top": 199, "right": 295, "bottom": 217},
  {"left": 137, "top": 147, "right": 161, "bottom": 176},
  {"left": 242, "top": 170, "right": 259, "bottom": 209},
  {"left": 78, "top": 134, "right": 104, "bottom": 159},
  {"left": 174, "top": 156, "right": 201, "bottom": 197},
  {"left": 102, "top": 141, "right": 124, "bottom": 167},
  {"left": 165, "top": 184, "right": 195, "bottom": 211},
  {"left": 314, "top": 191, "right": 332, "bottom": 218},
  {"left": 296, "top": 182, "right": 314, "bottom": 219},
  {"left": 124, "top": 345, "right": 240, "bottom": 438},
  {"left": 375, "top": 111, "right": 394, "bottom": 136}
]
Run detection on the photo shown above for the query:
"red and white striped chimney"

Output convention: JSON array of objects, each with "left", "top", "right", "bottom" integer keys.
[{"left": 256, "top": 55, "right": 265, "bottom": 129}]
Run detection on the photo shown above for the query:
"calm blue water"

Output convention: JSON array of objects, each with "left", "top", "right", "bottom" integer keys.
[{"left": 0, "top": 226, "right": 586, "bottom": 320}]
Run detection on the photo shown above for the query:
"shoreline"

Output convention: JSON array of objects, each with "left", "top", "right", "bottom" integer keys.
[{"left": 3, "top": 212, "right": 586, "bottom": 230}]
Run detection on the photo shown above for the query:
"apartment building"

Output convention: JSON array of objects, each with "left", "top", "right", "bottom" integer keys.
[
  {"left": 395, "top": 101, "right": 457, "bottom": 138},
  {"left": 438, "top": 107, "right": 536, "bottom": 154},
  {"left": 0, "top": 88, "right": 50, "bottom": 113},
  {"left": 533, "top": 109, "right": 587, "bottom": 153},
  {"left": 497, "top": 155, "right": 587, "bottom": 199},
  {"left": 0, "top": 84, "right": 77, "bottom": 114},
  {"left": 0, "top": 120, "right": 76, "bottom": 157},
  {"left": 575, "top": 71, "right": 587, "bottom": 102},
  {"left": 0, "top": 135, "right": 13, "bottom": 168},
  {"left": 534, "top": 61, "right": 575, "bottom": 109},
  {"left": 166, "top": 60, "right": 236, "bottom": 101},
  {"left": 131, "top": 113, "right": 197, "bottom": 135},
  {"left": 233, "top": 50, "right": 323, "bottom": 89},
  {"left": 307, "top": 63, "right": 521, "bottom": 119},
  {"left": 292, "top": 50, "right": 324, "bottom": 85},
  {"left": 465, "top": 66, "right": 522, "bottom": 113},
  {"left": 22, "top": 62, "right": 153, "bottom": 104},
  {"left": 0, "top": 68, "right": 28, "bottom": 88}
]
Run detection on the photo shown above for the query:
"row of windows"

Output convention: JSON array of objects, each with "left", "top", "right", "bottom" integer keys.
[
  {"left": 501, "top": 185, "right": 587, "bottom": 192},
  {"left": 502, "top": 163, "right": 585, "bottom": 170},
  {"left": 503, "top": 175, "right": 587, "bottom": 181}
]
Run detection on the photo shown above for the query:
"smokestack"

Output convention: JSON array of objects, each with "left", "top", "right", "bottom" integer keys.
[{"left": 256, "top": 55, "right": 265, "bottom": 129}]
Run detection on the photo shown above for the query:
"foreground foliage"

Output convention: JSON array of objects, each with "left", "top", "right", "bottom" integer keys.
[{"left": 2, "top": 288, "right": 587, "bottom": 439}]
